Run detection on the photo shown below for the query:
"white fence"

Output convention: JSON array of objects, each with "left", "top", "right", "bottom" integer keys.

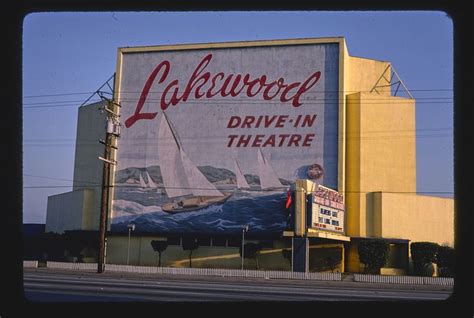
[
  {"left": 354, "top": 274, "right": 453, "bottom": 286},
  {"left": 39, "top": 262, "right": 340, "bottom": 281},
  {"left": 105, "top": 264, "right": 342, "bottom": 281},
  {"left": 33, "top": 262, "right": 454, "bottom": 286},
  {"left": 23, "top": 260, "right": 38, "bottom": 268},
  {"left": 46, "top": 261, "right": 98, "bottom": 271}
]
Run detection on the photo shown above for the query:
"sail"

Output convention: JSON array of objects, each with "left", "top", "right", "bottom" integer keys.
[
  {"left": 158, "top": 113, "right": 193, "bottom": 198},
  {"left": 139, "top": 172, "right": 146, "bottom": 188},
  {"left": 257, "top": 148, "right": 283, "bottom": 189},
  {"left": 234, "top": 159, "right": 250, "bottom": 189},
  {"left": 158, "top": 112, "right": 223, "bottom": 198},
  {"left": 180, "top": 150, "right": 224, "bottom": 197},
  {"left": 145, "top": 171, "right": 157, "bottom": 188}
]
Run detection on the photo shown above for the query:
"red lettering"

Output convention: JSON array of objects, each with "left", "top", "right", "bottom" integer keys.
[
  {"left": 242, "top": 116, "right": 256, "bottom": 128},
  {"left": 124, "top": 60, "right": 170, "bottom": 128},
  {"left": 251, "top": 135, "right": 264, "bottom": 147},
  {"left": 302, "top": 134, "right": 315, "bottom": 146},
  {"left": 262, "top": 135, "right": 276, "bottom": 147},
  {"left": 206, "top": 72, "right": 225, "bottom": 98},
  {"left": 227, "top": 135, "right": 238, "bottom": 147},
  {"left": 275, "top": 115, "right": 288, "bottom": 128},
  {"left": 179, "top": 54, "right": 212, "bottom": 104},
  {"left": 288, "top": 134, "right": 302, "bottom": 146},
  {"left": 128, "top": 54, "right": 323, "bottom": 127},
  {"left": 227, "top": 116, "right": 241, "bottom": 128},
  {"left": 292, "top": 71, "right": 321, "bottom": 107},
  {"left": 236, "top": 135, "right": 252, "bottom": 147},
  {"left": 277, "top": 134, "right": 290, "bottom": 147},
  {"left": 302, "top": 114, "right": 317, "bottom": 127},
  {"left": 264, "top": 115, "right": 277, "bottom": 128}
]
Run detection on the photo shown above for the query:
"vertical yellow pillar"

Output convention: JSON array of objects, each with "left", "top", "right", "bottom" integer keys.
[{"left": 295, "top": 179, "right": 306, "bottom": 237}]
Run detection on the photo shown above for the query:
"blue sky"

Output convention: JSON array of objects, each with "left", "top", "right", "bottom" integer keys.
[{"left": 22, "top": 11, "right": 453, "bottom": 224}]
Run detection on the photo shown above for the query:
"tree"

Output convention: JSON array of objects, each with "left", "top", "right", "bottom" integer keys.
[
  {"left": 358, "top": 239, "right": 390, "bottom": 274},
  {"left": 434, "top": 245, "right": 454, "bottom": 278},
  {"left": 150, "top": 240, "right": 168, "bottom": 267},
  {"left": 240, "top": 243, "right": 263, "bottom": 269},
  {"left": 410, "top": 242, "right": 439, "bottom": 276},
  {"left": 63, "top": 230, "right": 98, "bottom": 262},
  {"left": 182, "top": 237, "right": 199, "bottom": 268}
]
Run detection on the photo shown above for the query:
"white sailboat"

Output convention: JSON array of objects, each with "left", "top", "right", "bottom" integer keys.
[
  {"left": 257, "top": 148, "right": 285, "bottom": 191},
  {"left": 233, "top": 159, "right": 250, "bottom": 190},
  {"left": 158, "top": 112, "right": 232, "bottom": 213},
  {"left": 138, "top": 170, "right": 158, "bottom": 190},
  {"left": 139, "top": 172, "right": 147, "bottom": 188},
  {"left": 145, "top": 170, "right": 157, "bottom": 188}
]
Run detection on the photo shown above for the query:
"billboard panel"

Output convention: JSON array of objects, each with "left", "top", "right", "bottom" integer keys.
[{"left": 111, "top": 40, "right": 341, "bottom": 235}]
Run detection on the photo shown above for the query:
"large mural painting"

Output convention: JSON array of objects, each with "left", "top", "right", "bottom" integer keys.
[{"left": 111, "top": 41, "right": 340, "bottom": 235}]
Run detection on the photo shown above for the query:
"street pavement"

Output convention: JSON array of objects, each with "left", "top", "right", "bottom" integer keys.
[{"left": 22, "top": 267, "right": 453, "bottom": 303}]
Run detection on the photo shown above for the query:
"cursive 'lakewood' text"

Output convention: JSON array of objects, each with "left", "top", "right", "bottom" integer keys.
[{"left": 124, "top": 53, "right": 322, "bottom": 128}]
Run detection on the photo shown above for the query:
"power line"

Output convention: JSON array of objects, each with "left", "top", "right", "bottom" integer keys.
[
  {"left": 22, "top": 96, "right": 454, "bottom": 106},
  {"left": 22, "top": 184, "right": 454, "bottom": 195},
  {"left": 22, "top": 88, "right": 454, "bottom": 99}
]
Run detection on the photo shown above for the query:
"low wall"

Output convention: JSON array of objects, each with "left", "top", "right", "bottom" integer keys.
[
  {"left": 23, "top": 260, "right": 38, "bottom": 268},
  {"left": 354, "top": 274, "right": 453, "bottom": 286}
]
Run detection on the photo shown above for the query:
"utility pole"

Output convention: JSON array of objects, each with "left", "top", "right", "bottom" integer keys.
[{"left": 97, "top": 98, "right": 120, "bottom": 274}]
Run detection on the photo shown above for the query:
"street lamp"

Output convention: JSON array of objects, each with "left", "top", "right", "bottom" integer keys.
[
  {"left": 126, "top": 223, "right": 135, "bottom": 265},
  {"left": 241, "top": 224, "right": 249, "bottom": 270}
]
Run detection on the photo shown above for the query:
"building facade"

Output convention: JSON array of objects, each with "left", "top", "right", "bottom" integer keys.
[{"left": 45, "top": 37, "right": 454, "bottom": 274}]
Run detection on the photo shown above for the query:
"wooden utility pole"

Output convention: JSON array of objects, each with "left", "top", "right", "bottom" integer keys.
[{"left": 97, "top": 99, "right": 120, "bottom": 273}]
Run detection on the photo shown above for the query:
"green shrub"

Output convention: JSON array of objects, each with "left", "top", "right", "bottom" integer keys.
[
  {"left": 435, "top": 245, "right": 455, "bottom": 278},
  {"left": 358, "top": 239, "right": 390, "bottom": 274},
  {"left": 410, "top": 242, "right": 439, "bottom": 276}
]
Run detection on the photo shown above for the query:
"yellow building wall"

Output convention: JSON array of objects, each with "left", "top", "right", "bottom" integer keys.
[
  {"left": 345, "top": 56, "right": 392, "bottom": 97},
  {"left": 373, "top": 192, "right": 454, "bottom": 247},
  {"left": 345, "top": 92, "right": 416, "bottom": 238}
]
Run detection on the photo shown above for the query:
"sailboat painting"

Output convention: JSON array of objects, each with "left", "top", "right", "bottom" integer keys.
[
  {"left": 233, "top": 159, "right": 250, "bottom": 190},
  {"left": 110, "top": 44, "right": 340, "bottom": 235},
  {"left": 256, "top": 148, "right": 285, "bottom": 191},
  {"left": 157, "top": 112, "right": 232, "bottom": 213},
  {"left": 139, "top": 170, "right": 157, "bottom": 189}
]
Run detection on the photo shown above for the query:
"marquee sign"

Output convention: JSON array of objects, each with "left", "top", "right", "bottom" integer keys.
[{"left": 310, "top": 185, "right": 345, "bottom": 234}]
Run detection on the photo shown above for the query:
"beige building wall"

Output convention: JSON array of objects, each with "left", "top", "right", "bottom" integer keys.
[
  {"left": 371, "top": 192, "right": 454, "bottom": 247},
  {"left": 345, "top": 92, "right": 416, "bottom": 238},
  {"left": 72, "top": 101, "right": 107, "bottom": 230},
  {"left": 45, "top": 101, "right": 106, "bottom": 233},
  {"left": 45, "top": 189, "right": 94, "bottom": 233}
]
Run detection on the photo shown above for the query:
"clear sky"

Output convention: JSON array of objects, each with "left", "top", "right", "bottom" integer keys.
[{"left": 22, "top": 11, "right": 453, "bottom": 224}]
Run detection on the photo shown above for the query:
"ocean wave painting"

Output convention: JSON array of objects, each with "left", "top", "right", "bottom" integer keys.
[{"left": 111, "top": 186, "right": 289, "bottom": 234}]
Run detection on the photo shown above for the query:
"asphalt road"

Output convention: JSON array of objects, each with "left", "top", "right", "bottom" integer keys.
[{"left": 23, "top": 268, "right": 452, "bottom": 302}]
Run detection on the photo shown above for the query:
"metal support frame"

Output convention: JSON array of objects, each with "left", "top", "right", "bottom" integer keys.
[{"left": 370, "top": 64, "right": 414, "bottom": 99}]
